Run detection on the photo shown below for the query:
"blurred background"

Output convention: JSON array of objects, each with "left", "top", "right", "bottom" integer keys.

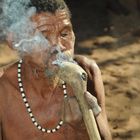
[
  {"left": 66, "top": 0, "right": 140, "bottom": 140},
  {"left": 0, "top": 0, "right": 140, "bottom": 139}
]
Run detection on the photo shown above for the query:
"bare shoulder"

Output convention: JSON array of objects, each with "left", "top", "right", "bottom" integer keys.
[
  {"left": 0, "top": 63, "right": 18, "bottom": 96},
  {"left": 0, "top": 63, "right": 18, "bottom": 122}
]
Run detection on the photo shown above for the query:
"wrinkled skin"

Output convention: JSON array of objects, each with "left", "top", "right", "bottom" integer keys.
[{"left": 0, "top": 10, "right": 112, "bottom": 140}]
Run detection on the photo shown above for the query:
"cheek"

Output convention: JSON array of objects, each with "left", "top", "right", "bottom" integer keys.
[
  {"left": 61, "top": 40, "right": 74, "bottom": 55},
  {"left": 61, "top": 35, "right": 75, "bottom": 50}
]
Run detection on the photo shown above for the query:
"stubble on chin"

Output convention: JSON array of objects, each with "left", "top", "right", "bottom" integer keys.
[
  {"left": 45, "top": 66, "right": 60, "bottom": 87},
  {"left": 44, "top": 55, "right": 60, "bottom": 83}
]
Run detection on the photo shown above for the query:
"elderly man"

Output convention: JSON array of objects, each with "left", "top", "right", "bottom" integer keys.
[{"left": 0, "top": 0, "right": 112, "bottom": 140}]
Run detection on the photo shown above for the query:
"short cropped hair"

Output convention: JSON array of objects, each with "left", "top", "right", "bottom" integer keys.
[{"left": 29, "top": 0, "right": 70, "bottom": 15}]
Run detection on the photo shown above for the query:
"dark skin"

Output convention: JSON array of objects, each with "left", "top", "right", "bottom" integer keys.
[{"left": 0, "top": 9, "right": 112, "bottom": 140}]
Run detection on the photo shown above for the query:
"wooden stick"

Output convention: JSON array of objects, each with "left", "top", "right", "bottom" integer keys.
[{"left": 58, "top": 62, "right": 101, "bottom": 140}]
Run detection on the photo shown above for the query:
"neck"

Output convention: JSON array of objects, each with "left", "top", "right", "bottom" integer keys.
[{"left": 22, "top": 56, "right": 60, "bottom": 92}]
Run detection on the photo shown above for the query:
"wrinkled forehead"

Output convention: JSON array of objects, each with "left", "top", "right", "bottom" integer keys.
[{"left": 31, "top": 10, "right": 72, "bottom": 28}]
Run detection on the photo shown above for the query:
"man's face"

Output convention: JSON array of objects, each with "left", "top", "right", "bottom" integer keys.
[{"left": 31, "top": 9, "right": 75, "bottom": 68}]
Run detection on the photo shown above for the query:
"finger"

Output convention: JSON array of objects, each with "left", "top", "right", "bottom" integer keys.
[
  {"left": 85, "top": 91, "right": 102, "bottom": 116},
  {"left": 85, "top": 91, "right": 98, "bottom": 106},
  {"left": 90, "top": 64, "right": 105, "bottom": 107},
  {"left": 85, "top": 67, "right": 93, "bottom": 80},
  {"left": 93, "top": 105, "right": 102, "bottom": 117}
]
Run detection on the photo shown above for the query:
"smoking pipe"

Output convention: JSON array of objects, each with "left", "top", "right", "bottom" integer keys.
[{"left": 57, "top": 61, "right": 101, "bottom": 140}]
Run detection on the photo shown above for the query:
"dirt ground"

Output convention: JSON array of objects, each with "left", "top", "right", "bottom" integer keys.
[
  {"left": 0, "top": 0, "right": 140, "bottom": 140},
  {"left": 72, "top": 0, "right": 140, "bottom": 139},
  {"left": 78, "top": 27, "right": 140, "bottom": 140}
]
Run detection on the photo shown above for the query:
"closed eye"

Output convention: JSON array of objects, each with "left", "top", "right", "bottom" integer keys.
[{"left": 61, "top": 32, "right": 68, "bottom": 38}]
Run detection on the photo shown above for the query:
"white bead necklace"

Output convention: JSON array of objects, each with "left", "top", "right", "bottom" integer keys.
[{"left": 17, "top": 59, "right": 68, "bottom": 133}]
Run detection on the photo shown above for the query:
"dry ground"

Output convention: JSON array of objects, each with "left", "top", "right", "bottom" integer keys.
[{"left": 76, "top": 3, "right": 140, "bottom": 139}]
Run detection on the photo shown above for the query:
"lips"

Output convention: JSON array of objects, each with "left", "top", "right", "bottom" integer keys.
[
  {"left": 39, "top": 46, "right": 73, "bottom": 67},
  {"left": 50, "top": 47, "right": 60, "bottom": 55}
]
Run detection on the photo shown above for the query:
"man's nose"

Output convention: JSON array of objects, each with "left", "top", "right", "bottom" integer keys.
[{"left": 50, "top": 37, "right": 66, "bottom": 51}]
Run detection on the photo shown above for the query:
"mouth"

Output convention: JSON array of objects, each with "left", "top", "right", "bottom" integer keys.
[
  {"left": 40, "top": 46, "right": 74, "bottom": 68},
  {"left": 52, "top": 53, "right": 76, "bottom": 67}
]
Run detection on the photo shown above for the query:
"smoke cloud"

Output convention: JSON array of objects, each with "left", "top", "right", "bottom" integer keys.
[
  {"left": 0, "top": 0, "right": 74, "bottom": 68},
  {"left": 0, "top": 0, "right": 50, "bottom": 53}
]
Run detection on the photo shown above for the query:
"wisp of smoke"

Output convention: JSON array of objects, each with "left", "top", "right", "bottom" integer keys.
[
  {"left": 0, "top": 0, "right": 76, "bottom": 69},
  {"left": 52, "top": 46, "right": 76, "bottom": 66},
  {"left": 0, "top": 0, "right": 50, "bottom": 53}
]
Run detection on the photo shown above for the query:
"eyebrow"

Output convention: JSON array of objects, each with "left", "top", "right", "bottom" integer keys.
[
  {"left": 38, "top": 22, "right": 72, "bottom": 34},
  {"left": 60, "top": 23, "right": 72, "bottom": 31}
]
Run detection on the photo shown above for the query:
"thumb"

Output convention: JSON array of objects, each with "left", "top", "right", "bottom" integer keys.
[
  {"left": 85, "top": 91, "right": 102, "bottom": 116},
  {"left": 84, "top": 91, "right": 98, "bottom": 107}
]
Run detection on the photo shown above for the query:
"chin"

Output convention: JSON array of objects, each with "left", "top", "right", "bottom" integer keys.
[{"left": 45, "top": 66, "right": 59, "bottom": 78}]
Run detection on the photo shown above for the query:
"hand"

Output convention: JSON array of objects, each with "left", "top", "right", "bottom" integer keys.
[
  {"left": 74, "top": 55, "right": 112, "bottom": 140},
  {"left": 74, "top": 55, "right": 105, "bottom": 110}
]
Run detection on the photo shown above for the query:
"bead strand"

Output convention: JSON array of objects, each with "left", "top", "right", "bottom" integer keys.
[{"left": 17, "top": 60, "right": 67, "bottom": 133}]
